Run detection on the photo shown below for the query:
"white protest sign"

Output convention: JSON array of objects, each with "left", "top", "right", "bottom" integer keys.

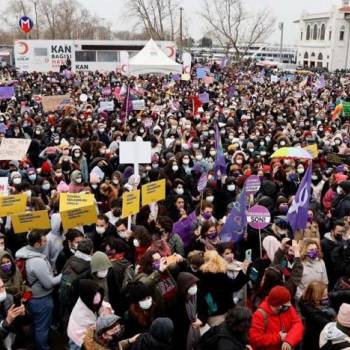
[
  {"left": 0, "top": 138, "right": 31, "bottom": 161},
  {"left": 0, "top": 177, "right": 9, "bottom": 195},
  {"left": 99, "top": 101, "right": 114, "bottom": 112},
  {"left": 119, "top": 141, "right": 152, "bottom": 168},
  {"left": 132, "top": 100, "right": 145, "bottom": 111},
  {"left": 90, "top": 166, "right": 105, "bottom": 181}
]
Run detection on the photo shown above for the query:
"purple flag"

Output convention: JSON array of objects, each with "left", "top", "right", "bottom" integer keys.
[
  {"left": 220, "top": 57, "right": 229, "bottom": 69},
  {"left": 314, "top": 75, "right": 325, "bottom": 92},
  {"left": 120, "top": 86, "right": 133, "bottom": 121},
  {"left": 198, "top": 92, "right": 209, "bottom": 104},
  {"left": 287, "top": 165, "right": 312, "bottom": 233},
  {"left": 172, "top": 74, "right": 181, "bottom": 81},
  {"left": 220, "top": 187, "right": 247, "bottom": 243},
  {"left": 214, "top": 125, "right": 226, "bottom": 180},
  {"left": 228, "top": 86, "right": 235, "bottom": 98},
  {"left": 173, "top": 211, "right": 196, "bottom": 247},
  {"left": 0, "top": 87, "right": 15, "bottom": 100},
  {"left": 197, "top": 172, "right": 208, "bottom": 192}
]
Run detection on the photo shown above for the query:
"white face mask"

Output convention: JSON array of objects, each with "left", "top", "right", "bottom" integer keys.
[
  {"left": 172, "top": 165, "right": 179, "bottom": 172},
  {"left": 337, "top": 187, "right": 344, "bottom": 195},
  {"left": 175, "top": 187, "right": 184, "bottom": 195},
  {"left": 42, "top": 183, "right": 51, "bottom": 191},
  {"left": 297, "top": 168, "right": 304, "bottom": 174},
  {"left": 188, "top": 285, "right": 198, "bottom": 296},
  {"left": 210, "top": 151, "right": 216, "bottom": 157},
  {"left": 133, "top": 239, "right": 140, "bottom": 248},
  {"left": 118, "top": 232, "right": 128, "bottom": 239},
  {"left": 182, "top": 158, "right": 190, "bottom": 165},
  {"left": 0, "top": 291, "right": 6, "bottom": 303},
  {"left": 96, "top": 226, "right": 106, "bottom": 235},
  {"left": 97, "top": 269, "right": 108, "bottom": 278},
  {"left": 206, "top": 196, "right": 214, "bottom": 203},
  {"left": 227, "top": 184, "right": 235, "bottom": 192},
  {"left": 139, "top": 296, "right": 152, "bottom": 310},
  {"left": 13, "top": 178, "right": 21, "bottom": 185},
  {"left": 196, "top": 155, "right": 203, "bottom": 161}
]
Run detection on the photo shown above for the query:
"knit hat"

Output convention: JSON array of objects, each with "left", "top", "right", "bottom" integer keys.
[
  {"left": 267, "top": 286, "right": 291, "bottom": 307},
  {"left": 339, "top": 180, "right": 350, "bottom": 194},
  {"left": 96, "top": 314, "right": 121, "bottom": 336},
  {"left": 337, "top": 303, "right": 350, "bottom": 328},
  {"left": 125, "top": 281, "right": 152, "bottom": 303},
  {"left": 150, "top": 318, "right": 174, "bottom": 343},
  {"left": 90, "top": 251, "right": 112, "bottom": 273}
]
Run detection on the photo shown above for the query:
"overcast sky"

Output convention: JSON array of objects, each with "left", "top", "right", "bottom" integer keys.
[{"left": 0, "top": 0, "right": 342, "bottom": 45}]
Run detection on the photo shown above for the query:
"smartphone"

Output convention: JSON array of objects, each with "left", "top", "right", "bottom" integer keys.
[
  {"left": 13, "top": 293, "right": 22, "bottom": 307},
  {"left": 245, "top": 249, "right": 252, "bottom": 263}
]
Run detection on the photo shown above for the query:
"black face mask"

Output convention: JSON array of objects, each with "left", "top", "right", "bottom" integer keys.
[{"left": 278, "top": 305, "right": 290, "bottom": 313}]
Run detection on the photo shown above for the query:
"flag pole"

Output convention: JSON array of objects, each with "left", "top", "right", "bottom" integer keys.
[{"left": 259, "top": 229, "right": 263, "bottom": 259}]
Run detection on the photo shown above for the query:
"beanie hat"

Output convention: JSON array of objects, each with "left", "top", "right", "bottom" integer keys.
[
  {"left": 41, "top": 160, "right": 52, "bottom": 174},
  {"left": 150, "top": 318, "right": 174, "bottom": 343},
  {"left": 96, "top": 314, "right": 121, "bottom": 336},
  {"left": 267, "top": 286, "right": 291, "bottom": 307},
  {"left": 125, "top": 281, "right": 152, "bottom": 303},
  {"left": 337, "top": 303, "right": 350, "bottom": 328},
  {"left": 10, "top": 171, "right": 21, "bottom": 182},
  {"left": 90, "top": 251, "right": 112, "bottom": 273}
]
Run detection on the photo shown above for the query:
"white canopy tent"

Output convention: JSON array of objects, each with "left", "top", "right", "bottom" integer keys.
[{"left": 128, "top": 39, "right": 182, "bottom": 76}]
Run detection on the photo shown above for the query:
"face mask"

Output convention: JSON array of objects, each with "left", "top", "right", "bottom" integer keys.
[
  {"left": 91, "top": 184, "right": 98, "bottom": 190},
  {"left": 196, "top": 155, "right": 203, "bottom": 161},
  {"left": 206, "top": 196, "right": 214, "bottom": 203},
  {"left": 29, "top": 174, "right": 36, "bottom": 181},
  {"left": 210, "top": 150, "right": 216, "bottom": 157},
  {"left": 172, "top": 165, "right": 179, "bottom": 172},
  {"left": 278, "top": 305, "right": 290, "bottom": 313},
  {"left": 118, "top": 232, "right": 128, "bottom": 239},
  {"left": 188, "top": 285, "right": 198, "bottom": 296},
  {"left": 312, "top": 175, "right": 318, "bottom": 181},
  {"left": 97, "top": 269, "right": 109, "bottom": 278},
  {"left": 207, "top": 232, "right": 218, "bottom": 240},
  {"left": 203, "top": 212, "right": 212, "bottom": 220},
  {"left": 75, "top": 177, "right": 82, "bottom": 184},
  {"left": 152, "top": 260, "right": 160, "bottom": 271},
  {"left": 133, "top": 239, "right": 140, "bottom": 248},
  {"left": 0, "top": 262, "right": 12, "bottom": 274},
  {"left": 279, "top": 203, "right": 289, "bottom": 214},
  {"left": 236, "top": 159, "right": 243, "bottom": 165},
  {"left": 152, "top": 163, "right": 159, "bottom": 169},
  {"left": 307, "top": 249, "right": 319, "bottom": 260},
  {"left": 192, "top": 143, "right": 199, "bottom": 149},
  {"left": 112, "top": 179, "right": 119, "bottom": 185},
  {"left": 320, "top": 298, "right": 329, "bottom": 306},
  {"left": 0, "top": 291, "right": 7, "bottom": 303},
  {"left": 96, "top": 226, "right": 106, "bottom": 235},
  {"left": 175, "top": 187, "right": 184, "bottom": 195},
  {"left": 139, "top": 297, "right": 152, "bottom": 310},
  {"left": 337, "top": 187, "right": 344, "bottom": 195},
  {"left": 227, "top": 184, "right": 235, "bottom": 192},
  {"left": 42, "top": 183, "right": 50, "bottom": 191},
  {"left": 13, "top": 178, "right": 21, "bottom": 185},
  {"left": 182, "top": 158, "right": 190, "bottom": 165}
]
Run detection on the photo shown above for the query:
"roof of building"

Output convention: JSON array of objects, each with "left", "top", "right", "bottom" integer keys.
[{"left": 339, "top": 6, "right": 350, "bottom": 12}]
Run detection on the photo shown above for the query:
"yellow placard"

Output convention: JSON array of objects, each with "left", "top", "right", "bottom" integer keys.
[
  {"left": 181, "top": 74, "right": 190, "bottom": 81},
  {"left": 121, "top": 190, "right": 140, "bottom": 218},
  {"left": 303, "top": 144, "right": 319, "bottom": 159},
  {"left": 60, "top": 205, "right": 97, "bottom": 230},
  {"left": 0, "top": 193, "right": 27, "bottom": 217},
  {"left": 142, "top": 179, "right": 166, "bottom": 206},
  {"left": 11, "top": 210, "right": 51, "bottom": 234},
  {"left": 59, "top": 193, "right": 95, "bottom": 211}
]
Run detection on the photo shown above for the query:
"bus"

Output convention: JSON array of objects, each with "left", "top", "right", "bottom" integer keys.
[{"left": 14, "top": 39, "right": 177, "bottom": 73}]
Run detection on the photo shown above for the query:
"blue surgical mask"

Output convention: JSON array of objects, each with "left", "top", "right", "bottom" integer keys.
[{"left": 29, "top": 174, "right": 36, "bottom": 181}]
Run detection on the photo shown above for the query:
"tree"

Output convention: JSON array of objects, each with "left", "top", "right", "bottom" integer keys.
[
  {"left": 125, "top": 0, "right": 179, "bottom": 40},
  {"left": 200, "top": 0, "right": 276, "bottom": 61},
  {"left": 200, "top": 36, "right": 213, "bottom": 48}
]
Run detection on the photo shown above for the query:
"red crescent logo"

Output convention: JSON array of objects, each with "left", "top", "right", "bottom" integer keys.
[
  {"left": 184, "top": 65, "right": 190, "bottom": 74},
  {"left": 167, "top": 46, "right": 175, "bottom": 58},
  {"left": 17, "top": 41, "right": 29, "bottom": 55},
  {"left": 121, "top": 64, "right": 128, "bottom": 73}
]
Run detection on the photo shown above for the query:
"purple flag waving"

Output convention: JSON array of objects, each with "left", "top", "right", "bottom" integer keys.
[
  {"left": 173, "top": 211, "right": 196, "bottom": 247},
  {"left": 220, "top": 187, "right": 247, "bottom": 243},
  {"left": 287, "top": 165, "right": 312, "bottom": 233},
  {"left": 214, "top": 125, "right": 226, "bottom": 180},
  {"left": 197, "top": 172, "right": 208, "bottom": 192},
  {"left": 0, "top": 87, "right": 15, "bottom": 100}
]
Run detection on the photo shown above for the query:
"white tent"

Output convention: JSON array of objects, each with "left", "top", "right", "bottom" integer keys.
[{"left": 128, "top": 39, "right": 182, "bottom": 76}]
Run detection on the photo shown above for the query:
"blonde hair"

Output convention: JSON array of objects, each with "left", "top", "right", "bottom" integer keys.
[
  {"left": 200, "top": 250, "right": 228, "bottom": 274},
  {"left": 301, "top": 281, "right": 327, "bottom": 306},
  {"left": 300, "top": 239, "right": 323, "bottom": 260}
]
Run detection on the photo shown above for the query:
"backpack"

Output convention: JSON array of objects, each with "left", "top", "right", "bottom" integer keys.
[
  {"left": 320, "top": 340, "right": 350, "bottom": 350},
  {"left": 15, "top": 257, "right": 37, "bottom": 288},
  {"left": 198, "top": 325, "right": 233, "bottom": 350}
]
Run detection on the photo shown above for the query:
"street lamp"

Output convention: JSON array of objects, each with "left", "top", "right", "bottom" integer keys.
[{"left": 279, "top": 22, "right": 284, "bottom": 63}]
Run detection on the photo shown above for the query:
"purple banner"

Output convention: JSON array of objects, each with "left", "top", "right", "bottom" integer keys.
[{"left": 0, "top": 87, "right": 15, "bottom": 100}]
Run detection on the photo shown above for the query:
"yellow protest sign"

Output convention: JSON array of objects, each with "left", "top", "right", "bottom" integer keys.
[
  {"left": 142, "top": 179, "right": 166, "bottom": 206},
  {"left": 59, "top": 193, "right": 97, "bottom": 230},
  {"left": 12, "top": 210, "right": 50, "bottom": 234},
  {"left": 0, "top": 193, "right": 27, "bottom": 217},
  {"left": 121, "top": 190, "right": 140, "bottom": 218},
  {"left": 303, "top": 144, "right": 319, "bottom": 159}
]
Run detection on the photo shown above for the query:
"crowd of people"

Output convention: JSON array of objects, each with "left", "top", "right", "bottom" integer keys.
[{"left": 0, "top": 59, "right": 350, "bottom": 350}]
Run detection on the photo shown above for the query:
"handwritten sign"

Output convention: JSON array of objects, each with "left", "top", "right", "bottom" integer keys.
[
  {"left": 42, "top": 94, "right": 72, "bottom": 112},
  {"left": 0, "top": 138, "right": 31, "bottom": 161},
  {"left": 142, "top": 179, "right": 166, "bottom": 206}
]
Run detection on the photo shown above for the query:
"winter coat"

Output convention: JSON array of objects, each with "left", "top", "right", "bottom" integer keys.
[
  {"left": 200, "top": 271, "right": 248, "bottom": 317},
  {"left": 15, "top": 245, "right": 61, "bottom": 298},
  {"left": 213, "top": 322, "right": 248, "bottom": 350},
  {"left": 0, "top": 250, "right": 23, "bottom": 295},
  {"left": 299, "top": 300, "right": 336, "bottom": 350},
  {"left": 329, "top": 277, "right": 350, "bottom": 312},
  {"left": 82, "top": 327, "right": 130, "bottom": 350},
  {"left": 249, "top": 299, "right": 304, "bottom": 350},
  {"left": 332, "top": 193, "right": 350, "bottom": 220},
  {"left": 319, "top": 322, "right": 350, "bottom": 349},
  {"left": 167, "top": 233, "right": 185, "bottom": 257},
  {"left": 322, "top": 233, "right": 342, "bottom": 288},
  {"left": 296, "top": 258, "right": 328, "bottom": 298}
]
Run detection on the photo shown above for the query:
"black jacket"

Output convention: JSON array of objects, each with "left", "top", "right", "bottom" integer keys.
[
  {"left": 299, "top": 300, "right": 336, "bottom": 350},
  {"left": 332, "top": 193, "right": 350, "bottom": 220},
  {"left": 330, "top": 277, "right": 350, "bottom": 312}
]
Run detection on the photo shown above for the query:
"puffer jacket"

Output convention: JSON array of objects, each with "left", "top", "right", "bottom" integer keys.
[
  {"left": 319, "top": 322, "right": 350, "bottom": 349},
  {"left": 249, "top": 299, "right": 304, "bottom": 350}
]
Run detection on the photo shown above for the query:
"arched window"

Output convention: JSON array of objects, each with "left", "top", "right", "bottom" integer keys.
[
  {"left": 313, "top": 24, "right": 318, "bottom": 40},
  {"left": 320, "top": 24, "right": 326, "bottom": 40},
  {"left": 318, "top": 53, "right": 323, "bottom": 60},
  {"left": 340, "top": 26, "right": 345, "bottom": 41},
  {"left": 306, "top": 25, "right": 311, "bottom": 40},
  {"left": 311, "top": 52, "right": 316, "bottom": 57},
  {"left": 300, "top": 32, "right": 303, "bottom": 41},
  {"left": 304, "top": 52, "right": 309, "bottom": 59}
]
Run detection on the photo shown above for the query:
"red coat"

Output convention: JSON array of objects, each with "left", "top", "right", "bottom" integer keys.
[{"left": 249, "top": 299, "right": 304, "bottom": 350}]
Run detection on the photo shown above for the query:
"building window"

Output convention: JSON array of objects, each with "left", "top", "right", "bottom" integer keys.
[
  {"left": 306, "top": 25, "right": 311, "bottom": 40},
  {"left": 320, "top": 24, "right": 326, "bottom": 40},
  {"left": 318, "top": 53, "right": 323, "bottom": 60},
  {"left": 313, "top": 24, "right": 318, "bottom": 40},
  {"left": 329, "top": 31, "right": 332, "bottom": 40},
  {"left": 75, "top": 51, "right": 96, "bottom": 62},
  {"left": 304, "top": 52, "right": 309, "bottom": 59},
  {"left": 300, "top": 32, "right": 303, "bottom": 41},
  {"left": 340, "top": 26, "right": 345, "bottom": 41}
]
